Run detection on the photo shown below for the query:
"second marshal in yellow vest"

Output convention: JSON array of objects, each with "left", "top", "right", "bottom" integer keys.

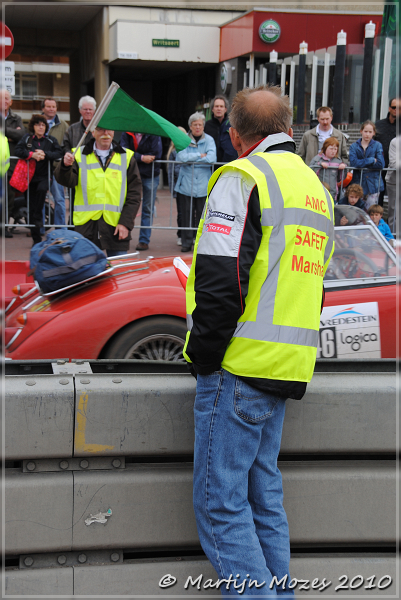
[{"left": 73, "top": 147, "right": 135, "bottom": 228}]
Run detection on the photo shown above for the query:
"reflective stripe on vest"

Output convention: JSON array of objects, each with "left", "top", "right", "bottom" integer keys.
[
  {"left": 73, "top": 149, "right": 130, "bottom": 226},
  {"left": 185, "top": 150, "right": 335, "bottom": 383},
  {"left": 231, "top": 153, "right": 332, "bottom": 348}
]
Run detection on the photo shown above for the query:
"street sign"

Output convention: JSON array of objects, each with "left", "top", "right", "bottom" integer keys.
[
  {"left": 3, "top": 75, "right": 15, "bottom": 95},
  {"left": 1, "top": 61, "right": 15, "bottom": 94},
  {"left": 0, "top": 22, "right": 14, "bottom": 59},
  {"left": 3, "top": 60, "right": 15, "bottom": 75}
]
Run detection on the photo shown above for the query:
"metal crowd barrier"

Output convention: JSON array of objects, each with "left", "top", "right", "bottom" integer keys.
[
  {"left": 4, "top": 158, "right": 72, "bottom": 231},
  {"left": 4, "top": 156, "right": 395, "bottom": 235},
  {"left": 309, "top": 164, "right": 393, "bottom": 201},
  {"left": 4, "top": 359, "right": 398, "bottom": 596},
  {"left": 3, "top": 157, "right": 222, "bottom": 234}
]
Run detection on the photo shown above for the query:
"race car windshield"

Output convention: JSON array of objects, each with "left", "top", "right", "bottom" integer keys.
[
  {"left": 325, "top": 222, "right": 396, "bottom": 281},
  {"left": 333, "top": 205, "right": 371, "bottom": 227}
]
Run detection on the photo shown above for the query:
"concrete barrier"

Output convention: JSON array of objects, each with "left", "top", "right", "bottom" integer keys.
[{"left": 4, "top": 360, "right": 397, "bottom": 596}]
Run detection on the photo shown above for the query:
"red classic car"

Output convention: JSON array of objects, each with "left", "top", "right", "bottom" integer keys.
[{"left": 4, "top": 208, "right": 399, "bottom": 361}]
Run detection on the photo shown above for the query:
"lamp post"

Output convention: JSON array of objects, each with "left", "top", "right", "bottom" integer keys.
[
  {"left": 332, "top": 30, "right": 347, "bottom": 124},
  {"left": 296, "top": 41, "right": 308, "bottom": 124},
  {"left": 249, "top": 53, "right": 255, "bottom": 88},
  {"left": 360, "top": 21, "right": 376, "bottom": 122},
  {"left": 310, "top": 54, "right": 318, "bottom": 118},
  {"left": 269, "top": 50, "right": 278, "bottom": 85}
]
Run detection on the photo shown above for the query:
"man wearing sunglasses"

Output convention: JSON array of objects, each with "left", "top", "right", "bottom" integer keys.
[
  {"left": 375, "top": 97, "right": 400, "bottom": 206},
  {"left": 55, "top": 126, "right": 142, "bottom": 256}
]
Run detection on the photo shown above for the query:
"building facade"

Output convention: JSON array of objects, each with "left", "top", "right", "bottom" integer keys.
[{"left": 3, "top": 2, "right": 388, "bottom": 127}]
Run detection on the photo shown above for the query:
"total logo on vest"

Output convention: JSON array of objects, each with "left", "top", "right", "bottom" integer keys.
[{"left": 206, "top": 223, "right": 232, "bottom": 235}]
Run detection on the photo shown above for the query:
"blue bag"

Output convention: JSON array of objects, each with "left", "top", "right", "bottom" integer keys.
[{"left": 30, "top": 230, "right": 108, "bottom": 293}]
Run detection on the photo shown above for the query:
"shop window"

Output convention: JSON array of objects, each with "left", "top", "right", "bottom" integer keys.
[{"left": 15, "top": 74, "right": 38, "bottom": 100}]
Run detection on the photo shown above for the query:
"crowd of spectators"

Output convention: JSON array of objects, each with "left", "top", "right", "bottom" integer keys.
[
  {"left": 299, "top": 99, "right": 399, "bottom": 241},
  {"left": 1, "top": 89, "right": 399, "bottom": 250}
]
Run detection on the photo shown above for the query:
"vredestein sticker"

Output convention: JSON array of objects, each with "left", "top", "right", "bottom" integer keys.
[
  {"left": 317, "top": 302, "right": 381, "bottom": 359},
  {"left": 259, "top": 19, "right": 281, "bottom": 44}
]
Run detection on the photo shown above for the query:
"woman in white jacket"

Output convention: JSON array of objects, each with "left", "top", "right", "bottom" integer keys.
[{"left": 175, "top": 112, "right": 216, "bottom": 251}]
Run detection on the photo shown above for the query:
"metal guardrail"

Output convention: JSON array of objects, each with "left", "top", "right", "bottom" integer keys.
[
  {"left": 4, "top": 360, "right": 398, "bottom": 596},
  {"left": 5, "top": 156, "right": 395, "bottom": 235},
  {"left": 5, "top": 370, "right": 396, "bottom": 460},
  {"left": 5, "top": 555, "right": 397, "bottom": 596},
  {"left": 5, "top": 158, "right": 71, "bottom": 230},
  {"left": 4, "top": 157, "right": 224, "bottom": 233}
]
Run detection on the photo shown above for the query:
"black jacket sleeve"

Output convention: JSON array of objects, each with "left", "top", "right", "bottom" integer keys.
[
  {"left": 185, "top": 177, "right": 262, "bottom": 375},
  {"left": 44, "top": 136, "right": 64, "bottom": 161},
  {"left": 62, "top": 127, "right": 73, "bottom": 153},
  {"left": 54, "top": 157, "right": 79, "bottom": 188},
  {"left": 5, "top": 113, "right": 25, "bottom": 145},
  {"left": 14, "top": 134, "right": 30, "bottom": 159}
]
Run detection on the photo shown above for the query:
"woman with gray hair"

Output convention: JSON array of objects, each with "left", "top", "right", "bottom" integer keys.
[{"left": 174, "top": 112, "right": 216, "bottom": 251}]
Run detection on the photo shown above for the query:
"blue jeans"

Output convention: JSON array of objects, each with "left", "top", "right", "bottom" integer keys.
[
  {"left": 138, "top": 175, "right": 159, "bottom": 245},
  {"left": 194, "top": 369, "right": 293, "bottom": 597},
  {"left": 52, "top": 179, "right": 66, "bottom": 225},
  {"left": 41, "top": 179, "right": 66, "bottom": 232}
]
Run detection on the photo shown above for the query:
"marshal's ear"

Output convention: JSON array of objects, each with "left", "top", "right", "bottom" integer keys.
[
  {"left": 288, "top": 127, "right": 294, "bottom": 139},
  {"left": 229, "top": 127, "right": 242, "bottom": 154}
]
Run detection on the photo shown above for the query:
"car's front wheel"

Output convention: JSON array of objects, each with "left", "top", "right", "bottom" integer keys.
[{"left": 103, "top": 317, "right": 187, "bottom": 361}]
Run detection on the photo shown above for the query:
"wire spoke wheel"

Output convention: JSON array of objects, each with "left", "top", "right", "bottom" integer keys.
[
  {"left": 125, "top": 334, "right": 186, "bottom": 361},
  {"left": 104, "top": 317, "right": 187, "bottom": 362}
]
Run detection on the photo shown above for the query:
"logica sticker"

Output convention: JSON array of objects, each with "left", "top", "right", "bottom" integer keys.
[{"left": 317, "top": 302, "right": 381, "bottom": 359}]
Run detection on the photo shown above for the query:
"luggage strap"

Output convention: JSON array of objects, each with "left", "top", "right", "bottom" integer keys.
[{"left": 42, "top": 254, "right": 100, "bottom": 278}]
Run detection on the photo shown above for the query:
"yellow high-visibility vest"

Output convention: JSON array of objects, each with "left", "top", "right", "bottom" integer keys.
[
  {"left": 73, "top": 147, "right": 134, "bottom": 227},
  {"left": 184, "top": 151, "right": 335, "bottom": 383},
  {"left": 0, "top": 132, "right": 10, "bottom": 175}
]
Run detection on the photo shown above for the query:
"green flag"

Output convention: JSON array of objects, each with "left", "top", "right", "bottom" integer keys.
[{"left": 98, "top": 87, "right": 191, "bottom": 151}]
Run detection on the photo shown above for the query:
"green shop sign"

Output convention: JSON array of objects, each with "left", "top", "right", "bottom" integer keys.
[
  {"left": 258, "top": 20, "right": 281, "bottom": 44},
  {"left": 152, "top": 39, "right": 180, "bottom": 47}
]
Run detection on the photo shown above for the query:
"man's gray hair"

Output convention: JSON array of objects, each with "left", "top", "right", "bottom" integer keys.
[
  {"left": 78, "top": 95, "right": 96, "bottom": 110},
  {"left": 188, "top": 111, "right": 205, "bottom": 127}
]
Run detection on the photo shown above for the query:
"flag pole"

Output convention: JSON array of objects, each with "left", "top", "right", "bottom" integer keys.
[{"left": 72, "top": 82, "right": 120, "bottom": 156}]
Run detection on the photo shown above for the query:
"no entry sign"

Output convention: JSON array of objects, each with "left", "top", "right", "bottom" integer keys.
[{"left": 0, "top": 23, "right": 14, "bottom": 59}]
